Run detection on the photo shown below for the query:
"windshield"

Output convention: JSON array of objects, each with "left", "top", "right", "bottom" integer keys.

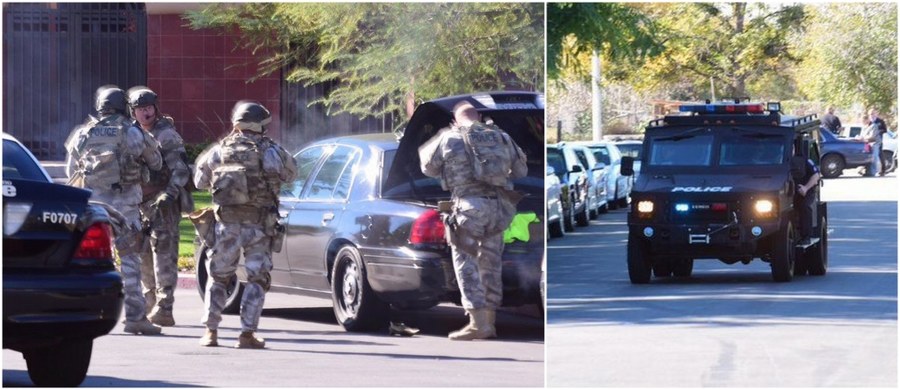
[
  {"left": 719, "top": 137, "right": 785, "bottom": 166},
  {"left": 617, "top": 143, "right": 642, "bottom": 160},
  {"left": 648, "top": 134, "right": 714, "bottom": 166},
  {"left": 546, "top": 148, "right": 566, "bottom": 176}
]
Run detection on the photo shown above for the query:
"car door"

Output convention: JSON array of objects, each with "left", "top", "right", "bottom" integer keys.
[{"left": 284, "top": 144, "right": 361, "bottom": 291}]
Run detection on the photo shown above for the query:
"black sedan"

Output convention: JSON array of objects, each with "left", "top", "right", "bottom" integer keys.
[
  {"left": 819, "top": 127, "right": 873, "bottom": 178},
  {"left": 196, "top": 91, "right": 545, "bottom": 332},
  {"left": 3, "top": 132, "right": 123, "bottom": 387}
]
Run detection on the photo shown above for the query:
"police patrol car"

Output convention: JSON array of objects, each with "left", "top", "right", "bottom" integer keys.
[{"left": 623, "top": 101, "right": 828, "bottom": 283}]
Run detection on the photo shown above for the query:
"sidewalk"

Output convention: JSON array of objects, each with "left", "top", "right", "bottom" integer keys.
[{"left": 177, "top": 273, "right": 199, "bottom": 290}]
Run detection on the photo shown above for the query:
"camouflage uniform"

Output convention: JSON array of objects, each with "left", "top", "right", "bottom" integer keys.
[
  {"left": 419, "top": 118, "right": 527, "bottom": 339},
  {"left": 65, "top": 88, "right": 163, "bottom": 335},
  {"left": 194, "top": 101, "right": 297, "bottom": 348},
  {"left": 138, "top": 115, "right": 192, "bottom": 321}
]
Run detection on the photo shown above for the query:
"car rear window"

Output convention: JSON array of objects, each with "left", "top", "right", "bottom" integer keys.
[{"left": 3, "top": 139, "right": 48, "bottom": 182}]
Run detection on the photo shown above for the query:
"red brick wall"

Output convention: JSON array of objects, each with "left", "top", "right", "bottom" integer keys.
[{"left": 147, "top": 14, "right": 281, "bottom": 145}]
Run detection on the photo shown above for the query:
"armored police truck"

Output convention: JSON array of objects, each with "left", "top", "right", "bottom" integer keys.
[{"left": 623, "top": 101, "right": 828, "bottom": 283}]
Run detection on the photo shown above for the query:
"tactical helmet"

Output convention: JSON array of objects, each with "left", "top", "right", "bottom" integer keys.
[
  {"left": 231, "top": 101, "right": 271, "bottom": 132},
  {"left": 95, "top": 85, "right": 128, "bottom": 114},
  {"left": 127, "top": 86, "right": 158, "bottom": 108}
]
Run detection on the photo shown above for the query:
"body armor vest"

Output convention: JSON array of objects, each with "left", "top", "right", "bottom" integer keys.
[
  {"left": 75, "top": 115, "right": 142, "bottom": 191},
  {"left": 211, "top": 132, "right": 276, "bottom": 208}
]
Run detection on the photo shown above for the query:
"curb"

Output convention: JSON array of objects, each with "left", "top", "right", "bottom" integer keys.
[{"left": 177, "top": 273, "right": 199, "bottom": 290}]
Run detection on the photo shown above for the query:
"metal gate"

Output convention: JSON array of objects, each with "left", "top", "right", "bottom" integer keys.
[
  {"left": 280, "top": 78, "right": 398, "bottom": 152},
  {"left": 3, "top": 3, "right": 146, "bottom": 160}
]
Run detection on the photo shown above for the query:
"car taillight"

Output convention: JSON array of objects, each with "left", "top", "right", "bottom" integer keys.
[
  {"left": 73, "top": 223, "right": 114, "bottom": 264},
  {"left": 410, "top": 209, "right": 446, "bottom": 244}
]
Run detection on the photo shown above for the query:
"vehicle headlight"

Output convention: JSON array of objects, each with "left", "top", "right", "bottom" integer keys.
[
  {"left": 637, "top": 200, "right": 654, "bottom": 214},
  {"left": 754, "top": 199, "right": 774, "bottom": 215}
]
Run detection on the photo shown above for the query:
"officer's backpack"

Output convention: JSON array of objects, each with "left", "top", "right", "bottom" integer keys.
[
  {"left": 75, "top": 115, "right": 142, "bottom": 191},
  {"left": 210, "top": 133, "right": 266, "bottom": 206},
  {"left": 461, "top": 123, "right": 514, "bottom": 187}
]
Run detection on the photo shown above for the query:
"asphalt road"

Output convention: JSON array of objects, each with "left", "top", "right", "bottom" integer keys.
[
  {"left": 546, "top": 172, "right": 898, "bottom": 387},
  {"left": 4, "top": 289, "right": 544, "bottom": 387}
]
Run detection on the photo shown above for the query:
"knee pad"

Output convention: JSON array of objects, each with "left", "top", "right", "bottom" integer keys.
[{"left": 248, "top": 273, "right": 272, "bottom": 292}]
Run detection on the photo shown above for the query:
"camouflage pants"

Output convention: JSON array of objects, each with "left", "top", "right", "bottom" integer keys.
[
  {"left": 448, "top": 196, "right": 507, "bottom": 310},
  {"left": 93, "top": 192, "right": 147, "bottom": 322},
  {"left": 139, "top": 199, "right": 181, "bottom": 314},
  {"left": 201, "top": 221, "right": 272, "bottom": 332}
]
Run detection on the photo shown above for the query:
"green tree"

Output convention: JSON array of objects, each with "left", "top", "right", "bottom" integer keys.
[
  {"left": 186, "top": 3, "right": 543, "bottom": 123},
  {"left": 608, "top": 3, "right": 805, "bottom": 100},
  {"left": 548, "top": 3, "right": 661, "bottom": 80},
  {"left": 794, "top": 3, "right": 897, "bottom": 116}
]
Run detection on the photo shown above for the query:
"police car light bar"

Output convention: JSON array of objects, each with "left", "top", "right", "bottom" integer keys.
[{"left": 679, "top": 103, "right": 766, "bottom": 114}]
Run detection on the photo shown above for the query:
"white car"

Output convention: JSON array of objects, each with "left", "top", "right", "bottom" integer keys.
[
  {"left": 615, "top": 140, "right": 643, "bottom": 180},
  {"left": 546, "top": 166, "right": 565, "bottom": 238},
  {"left": 570, "top": 144, "right": 609, "bottom": 218},
  {"left": 571, "top": 141, "right": 632, "bottom": 209}
]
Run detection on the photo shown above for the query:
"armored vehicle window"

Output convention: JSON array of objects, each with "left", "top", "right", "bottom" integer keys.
[
  {"left": 719, "top": 137, "right": 785, "bottom": 166},
  {"left": 648, "top": 135, "right": 713, "bottom": 166}
]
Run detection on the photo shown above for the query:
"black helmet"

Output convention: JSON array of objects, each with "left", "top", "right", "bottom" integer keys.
[
  {"left": 127, "top": 86, "right": 158, "bottom": 108},
  {"left": 95, "top": 85, "right": 127, "bottom": 114},
  {"left": 231, "top": 101, "right": 271, "bottom": 131}
]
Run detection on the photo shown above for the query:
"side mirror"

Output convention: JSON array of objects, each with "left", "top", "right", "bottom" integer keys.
[
  {"left": 621, "top": 156, "right": 635, "bottom": 176},
  {"left": 570, "top": 165, "right": 584, "bottom": 173}
]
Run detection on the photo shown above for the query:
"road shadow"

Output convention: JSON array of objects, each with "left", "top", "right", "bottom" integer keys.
[
  {"left": 548, "top": 201, "right": 898, "bottom": 327},
  {"left": 2, "top": 370, "right": 204, "bottom": 387}
]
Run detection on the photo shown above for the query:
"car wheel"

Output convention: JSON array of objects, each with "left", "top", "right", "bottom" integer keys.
[
  {"left": 598, "top": 201, "right": 609, "bottom": 214},
  {"left": 882, "top": 150, "right": 896, "bottom": 173},
  {"left": 24, "top": 339, "right": 92, "bottom": 387},
  {"left": 563, "top": 196, "right": 576, "bottom": 232},
  {"left": 575, "top": 200, "right": 590, "bottom": 227},
  {"left": 331, "top": 245, "right": 389, "bottom": 332},
  {"left": 589, "top": 199, "right": 598, "bottom": 219},
  {"left": 652, "top": 262, "right": 673, "bottom": 278},
  {"left": 820, "top": 154, "right": 845, "bottom": 178},
  {"left": 617, "top": 193, "right": 630, "bottom": 208},
  {"left": 771, "top": 221, "right": 796, "bottom": 282},
  {"left": 672, "top": 258, "right": 694, "bottom": 277},
  {"left": 608, "top": 185, "right": 619, "bottom": 210},
  {"left": 627, "top": 234, "right": 651, "bottom": 284},
  {"left": 806, "top": 216, "right": 828, "bottom": 276},
  {"left": 548, "top": 204, "right": 565, "bottom": 238},
  {"left": 196, "top": 246, "right": 244, "bottom": 315}
]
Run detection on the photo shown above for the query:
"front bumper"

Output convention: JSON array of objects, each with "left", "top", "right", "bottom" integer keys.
[
  {"left": 3, "top": 269, "right": 124, "bottom": 351},
  {"left": 629, "top": 219, "right": 781, "bottom": 259}
]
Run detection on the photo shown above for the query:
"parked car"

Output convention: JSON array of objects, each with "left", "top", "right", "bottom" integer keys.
[
  {"left": 546, "top": 166, "right": 565, "bottom": 238},
  {"left": 547, "top": 143, "right": 590, "bottom": 231},
  {"left": 840, "top": 124, "right": 897, "bottom": 173},
  {"left": 615, "top": 140, "right": 643, "bottom": 180},
  {"left": 572, "top": 141, "right": 632, "bottom": 209},
  {"left": 3, "top": 132, "right": 123, "bottom": 387},
  {"left": 571, "top": 144, "right": 609, "bottom": 218},
  {"left": 819, "top": 127, "right": 873, "bottom": 178},
  {"left": 194, "top": 92, "right": 545, "bottom": 332}
]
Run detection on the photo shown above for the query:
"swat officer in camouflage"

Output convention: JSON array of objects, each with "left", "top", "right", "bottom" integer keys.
[
  {"left": 128, "top": 86, "right": 194, "bottom": 327},
  {"left": 65, "top": 85, "right": 164, "bottom": 335},
  {"left": 419, "top": 100, "right": 527, "bottom": 340},
  {"left": 194, "top": 101, "right": 297, "bottom": 348}
]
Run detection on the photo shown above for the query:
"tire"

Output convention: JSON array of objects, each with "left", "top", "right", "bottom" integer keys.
[
  {"left": 820, "top": 154, "right": 845, "bottom": 179},
  {"left": 617, "top": 192, "right": 630, "bottom": 208},
  {"left": 196, "top": 247, "right": 244, "bottom": 314},
  {"left": 771, "top": 221, "right": 796, "bottom": 282},
  {"left": 331, "top": 245, "right": 389, "bottom": 332},
  {"left": 548, "top": 203, "right": 565, "bottom": 239},
  {"left": 672, "top": 258, "right": 694, "bottom": 277},
  {"left": 589, "top": 200, "right": 598, "bottom": 219},
  {"left": 575, "top": 200, "right": 590, "bottom": 227},
  {"left": 882, "top": 150, "right": 896, "bottom": 173},
  {"left": 627, "top": 234, "right": 651, "bottom": 284},
  {"left": 608, "top": 185, "right": 619, "bottom": 210},
  {"left": 563, "top": 196, "right": 576, "bottom": 232},
  {"left": 24, "top": 339, "right": 92, "bottom": 387},
  {"left": 652, "top": 262, "right": 673, "bottom": 278},
  {"left": 806, "top": 216, "right": 828, "bottom": 276},
  {"left": 598, "top": 202, "right": 609, "bottom": 214}
]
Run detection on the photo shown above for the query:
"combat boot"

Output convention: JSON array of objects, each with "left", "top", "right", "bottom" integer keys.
[
  {"left": 485, "top": 309, "right": 498, "bottom": 338},
  {"left": 148, "top": 308, "right": 175, "bottom": 327},
  {"left": 199, "top": 328, "right": 218, "bottom": 347},
  {"left": 235, "top": 331, "right": 266, "bottom": 349},
  {"left": 123, "top": 318, "right": 162, "bottom": 335},
  {"left": 448, "top": 309, "right": 494, "bottom": 341}
]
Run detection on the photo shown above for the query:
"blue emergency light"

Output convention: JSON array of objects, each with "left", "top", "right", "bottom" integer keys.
[
  {"left": 675, "top": 203, "right": 690, "bottom": 212},
  {"left": 679, "top": 103, "right": 766, "bottom": 114}
]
